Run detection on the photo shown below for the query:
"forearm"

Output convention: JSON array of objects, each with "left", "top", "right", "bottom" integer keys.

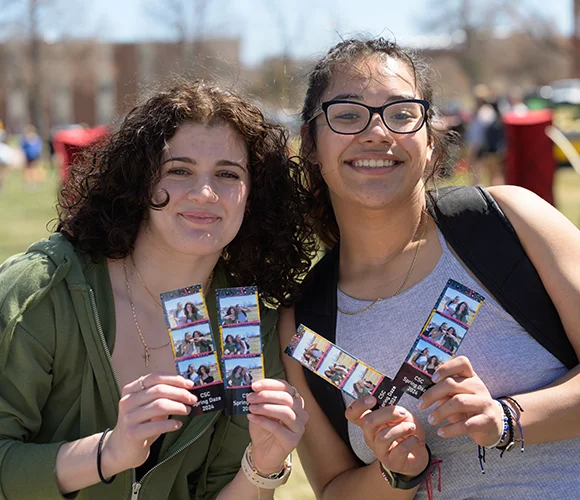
[
  {"left": 215, "top": 469, "right": 274, "bottom": 500},
  {"left": 506, "top": 365, "right": 580, "bottom": 445},
  {"left": 320, "top": 460, "right": 418, "bottom": 500},
  {"left": 55, "top": 431, "right": 124, "bottom": 494}
]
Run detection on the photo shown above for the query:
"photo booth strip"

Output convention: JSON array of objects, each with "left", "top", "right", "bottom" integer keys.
[
  {"left": 393, "top": 278, "right": 485, "bottom": 399},
  {"left": 285, "top": 324, "right": 404, "bottom": 409},
  {"left": 216, "top": 286, "right": 265, "bottom": 415},
  {"left": 160, "top": 284, "right": 225, "bottom": 415}
]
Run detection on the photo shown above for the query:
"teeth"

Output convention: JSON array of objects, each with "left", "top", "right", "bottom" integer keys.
[{"left": 352, "top": 159, "right": 397, "bottom": 168}]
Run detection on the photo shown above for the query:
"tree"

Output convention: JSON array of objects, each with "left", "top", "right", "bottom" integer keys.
[
  {"left": 143, "top": 0, "right": 214, "bottom": 69},
  {"left": 418, "top": 0, "right": 568, "bottom": 89},
  {"left": 0, "top": 0, "right": 87, "bottom": 136}
]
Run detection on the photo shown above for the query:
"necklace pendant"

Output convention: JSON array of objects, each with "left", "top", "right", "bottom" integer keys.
[{"left": 143, "top": 349, "right": 149, "bottom": 367}]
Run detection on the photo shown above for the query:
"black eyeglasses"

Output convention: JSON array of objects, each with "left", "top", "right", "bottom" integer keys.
[{"left": 309, "top": 99, "right": 430, "bottom": 135}]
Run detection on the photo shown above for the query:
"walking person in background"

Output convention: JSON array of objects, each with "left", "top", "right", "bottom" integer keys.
[
  {"left": 20, "top": 124, "right": 44, "bottom": 190},
  {"left": 465, "top": 85, "right": 505, "bottom": 186}
]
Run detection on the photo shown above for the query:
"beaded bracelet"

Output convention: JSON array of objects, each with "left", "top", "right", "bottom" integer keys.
[
  {"left": 97, "top": 428, "right": 116, "bottom": 485},
  {"left": 496, "top": 399, "right": 515, "bottom": 457},
  {"left": 499, "top": 396, "right": 525, "bottom": 453}
]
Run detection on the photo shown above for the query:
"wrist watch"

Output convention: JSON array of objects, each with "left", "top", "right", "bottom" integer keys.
[
  {"left": 379, "top": 444, "right": 432, "bottom": 490},
  {"left": 241, "top": 443, "right": 292, "bottom": 489}
]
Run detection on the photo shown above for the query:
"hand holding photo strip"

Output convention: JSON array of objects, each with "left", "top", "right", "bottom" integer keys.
[
  {"left": 217, "top": 286, "right": 265, "bottom": 415},
  {"left": 285, "top": 280, "right": 485, "bottom": 410},
  {"left": 160, "top": 284, "right": 225, "bottom": 415},
  {"left": 284, "top": 325, "right": 404, "bottom": 409},
  {"left": 394, "top": 279, "right": 485, "bottom": 399}
]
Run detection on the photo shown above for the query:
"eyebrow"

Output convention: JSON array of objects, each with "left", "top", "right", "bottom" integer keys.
[
  {"left": 328, "top": 93, "right": 416, "bottom": 104},
  {"left": 163, "top": 156, "right": 247, "bottom": 171}
]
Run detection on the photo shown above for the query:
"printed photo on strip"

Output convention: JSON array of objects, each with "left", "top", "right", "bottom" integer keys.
[
  {"left": 224, "top": 355, "right": 264, "bottom": 388},
  {"left": 342, "top": 362, "right": 384, "bottom": 400},
  {"left": 171, "top": 322, "right": 215, "bottom": 359},
  {"left": 405, "top": 337, "right": 454, "bottom": 376},
  {"left": 161, "top": 289, "right": 208, "bottom": 330},
  {"left": 221, "top": 323, "right": 262, "bottom": 356},
  {"left": 217, "top": 288, "right": 260, "bottom": 325},
  {"left": 315, "top": 345, "right": 358, "bottom": 388},
  {"left": 176, "top": 353, "right": 222, "bottom": 386},
  {"left": 435, "top": 281, "right": 485, "bottom": 327},
  {"left": 286, "top": 325, "right": 332, "bottom": 371},
  {"left": 421, "top": 311, "right": 468, "bottom": 355}
]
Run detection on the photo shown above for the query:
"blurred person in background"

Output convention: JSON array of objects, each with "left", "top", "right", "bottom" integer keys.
[
  {"left": 465, "top": 85, "right": 506, "bottom": 186},
  {"left": 20, "top": 124, "right": 44, "bottom": 189}
]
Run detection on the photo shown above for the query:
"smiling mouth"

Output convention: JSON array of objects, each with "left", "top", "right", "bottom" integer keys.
[
  {"left": 180, "top": 213, "right": 220, "bottom": 225},
  {"left": 348, "top": 159, "right": 401, "bottom": 168}
]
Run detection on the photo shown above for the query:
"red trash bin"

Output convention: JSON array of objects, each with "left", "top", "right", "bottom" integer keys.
[
  {"left": 503, "top": 109, "right": 555, "bottom": 205},
  {"left": 52, "top": 126, "right": 109, "bottom": 185}
]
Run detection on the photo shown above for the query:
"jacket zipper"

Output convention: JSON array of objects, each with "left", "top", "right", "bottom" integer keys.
[
  {"left": 89, "top": 288, "right": 219, "bottom": 500},
  {"left": 130, "top": 415, "right": 217, "bottom": 500}
]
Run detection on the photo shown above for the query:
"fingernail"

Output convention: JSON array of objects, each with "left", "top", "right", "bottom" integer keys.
[
  {"left": 437, "top": 428, "right": 445, "bottom": 437},
  {"left": 432, "top": 373, "right": 440, "bottom": 382},
  {"left": 185, "top": 378, "right": 194, "bottom": 387},
  {"left": 398, "top": 407, "right": 406, "bottom": 416},
  {"left": 175, "top": 421, "right": 182, "bottom": 429},
  {"left": 364, "top": 396, "right": 375, "bottom": 405},
  {"left": 428, "top": 414, "right": 435, "bottom": 425},
  {"left": 417, "top": 399, "right": 424, "bottom": 409},
  {"left": 409, "top": 423, "right": 416, "bottom": 431}
]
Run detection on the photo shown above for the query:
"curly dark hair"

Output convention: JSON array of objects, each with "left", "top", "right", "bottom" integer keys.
[
  {"left": 57, "top": 78, "right": 316, "bottom": 306},
  {"left": 299, "top": 37, "right": 460, "bottom": 247}
]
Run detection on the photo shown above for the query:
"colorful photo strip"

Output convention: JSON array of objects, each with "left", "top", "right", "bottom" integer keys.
[
  {"left": 217, "top": 287, "right": 264, "bottom": 414},
  {"left": 285, "top": 325, "right": 404, "bottom": 409},
  {"left": 160, "top": 285, "right": 224, "bottom": 415},
  {"left": 394, "top": 279, "right": 485, "bottom": 399}
]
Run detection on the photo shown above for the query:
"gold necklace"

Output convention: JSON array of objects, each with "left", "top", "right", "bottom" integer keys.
[
  {"left": 130, "top": 254, "right": 163, "bottom": 308},
  {"left": 123, "top": 259, "right": 171, "bottom": 367},
  {"left": 130, "top": 254, "right": 214, "bottom": 307},
  {"left": 337, "top": 212, "right": 429, "bottom": 316}
]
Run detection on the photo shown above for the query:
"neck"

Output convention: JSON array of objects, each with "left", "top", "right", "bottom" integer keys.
[
  {"left": 129, "top": 230, "right": 219, "bottom": 296},
  {"left": 337, "top": 191, "right": 426, "bottom": 273}
]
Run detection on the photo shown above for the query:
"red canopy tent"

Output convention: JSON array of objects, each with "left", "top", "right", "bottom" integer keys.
[{"left": 52, "top": 125, "right": 109, "bottom": 184}]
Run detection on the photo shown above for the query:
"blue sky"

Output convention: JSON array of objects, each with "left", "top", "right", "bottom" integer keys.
[{"left": 88, "top": 0, "right": 573, "bottom": 66}]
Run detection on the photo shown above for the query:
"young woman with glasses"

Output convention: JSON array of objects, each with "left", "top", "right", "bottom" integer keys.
[{"left": 277, "top": 38, "right": 580, "bottom": 499}]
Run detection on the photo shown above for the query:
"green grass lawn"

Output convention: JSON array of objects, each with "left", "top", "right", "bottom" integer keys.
[{"left": 1, "top": 165, "right": 579, "bottom": 500}]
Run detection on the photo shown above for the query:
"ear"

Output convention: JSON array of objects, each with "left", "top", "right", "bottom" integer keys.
[{"left": 425, "top": 137, "right": 434, "bottom": 165}]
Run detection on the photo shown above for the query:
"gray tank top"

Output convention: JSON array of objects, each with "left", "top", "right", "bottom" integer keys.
[{"left": 336, "top": 229, "right": 580, "bottom": 499}]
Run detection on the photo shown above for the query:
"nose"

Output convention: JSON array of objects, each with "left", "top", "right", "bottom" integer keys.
[
  {"left": 187, "top": 180, "right": 219, "bottom": 203},
  {"left": 358, "top": 112, "right": 394, "bottom": 144}
]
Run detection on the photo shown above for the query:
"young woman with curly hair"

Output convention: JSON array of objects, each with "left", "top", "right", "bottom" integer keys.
[{"left": 0, "top": 79, "right": 313, "bottom": 500}]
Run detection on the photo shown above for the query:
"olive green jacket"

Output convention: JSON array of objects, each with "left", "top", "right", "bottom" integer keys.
[{"left": 0, "top": 234, "right": 284, "bottom": 500}]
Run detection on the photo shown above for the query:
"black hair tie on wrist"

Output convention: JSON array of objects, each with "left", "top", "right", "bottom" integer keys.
[{"left": 97, "top": 428, "right": 116, "bottom": 485}]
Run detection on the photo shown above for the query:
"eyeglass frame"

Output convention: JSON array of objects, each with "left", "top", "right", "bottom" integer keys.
[{"left": 308, "top": 98, "right": 431, "bottom": 135}]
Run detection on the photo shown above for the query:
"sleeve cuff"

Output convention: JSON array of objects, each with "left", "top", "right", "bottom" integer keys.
[{"left": 0, "top": 440, "right": 78, "bottom": 500}]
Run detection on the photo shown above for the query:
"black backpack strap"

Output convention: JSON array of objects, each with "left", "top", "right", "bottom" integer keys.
[
  {"left": 295, "top": 246, "right": 363, "bottom": 460},
  {"left": 427, "top": 185, "right": 577, "bottom": 370}
]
